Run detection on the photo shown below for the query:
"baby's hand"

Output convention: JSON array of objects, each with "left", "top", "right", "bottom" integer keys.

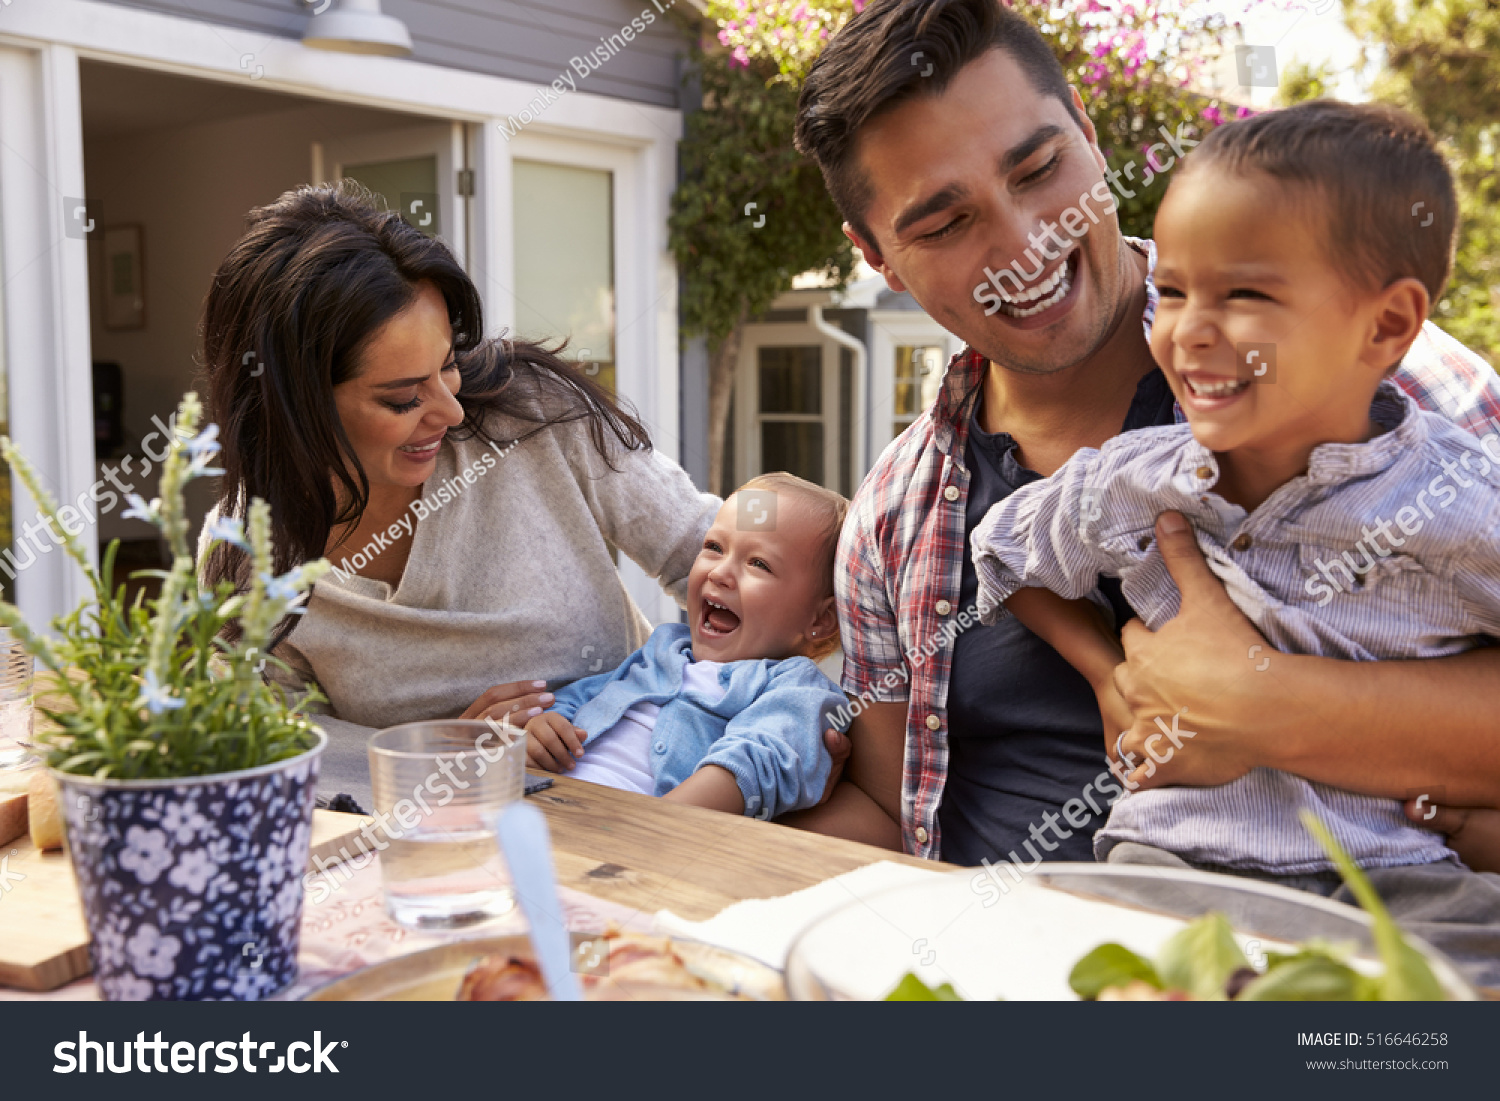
[
  {"left": 525, "top": 712, "right": 587, "bottom": 772},
  {"left": 1405, "top": 799, "right": 1500, "bottom": 874}
]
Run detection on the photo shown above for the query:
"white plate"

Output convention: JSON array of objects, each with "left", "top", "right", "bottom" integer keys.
[{"left": 785, "top": 864, "right": 1477, "bottom": 1001}]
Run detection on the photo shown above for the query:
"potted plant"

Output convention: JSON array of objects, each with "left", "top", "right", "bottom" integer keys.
[{"left": 0, "top": 393, "right": 329, "bottom": 1000}]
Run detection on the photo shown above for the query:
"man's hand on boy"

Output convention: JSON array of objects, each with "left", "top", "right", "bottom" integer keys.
[
  {"left": 524, "top": 711, "right": 586, "bottom": 772},
  {"left": 1406, "top": 799, "right": 1500, "bottom": 874},
  {"left": 1114, "top": 512, "right": 1277, "bottom": 789}
]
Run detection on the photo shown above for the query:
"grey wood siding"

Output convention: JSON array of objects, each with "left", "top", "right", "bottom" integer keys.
[{"left": 99, "top": 0, "right": 695, "bottom": 108}]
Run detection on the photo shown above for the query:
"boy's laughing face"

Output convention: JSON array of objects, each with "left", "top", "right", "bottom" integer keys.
[
  {"left": 1149, "top": 167, "right": 1415, "bottom": 476},
  {"left": 687, "top": 492, "right": 834, "bottom": 664}
]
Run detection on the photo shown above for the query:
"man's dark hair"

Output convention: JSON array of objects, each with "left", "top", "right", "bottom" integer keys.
[
  {"left": 1187, "top": 100, "right": 1457, "bottom": 303},
  {"left": 794, "top": 0, "right": 1080, "bottom": 247}
]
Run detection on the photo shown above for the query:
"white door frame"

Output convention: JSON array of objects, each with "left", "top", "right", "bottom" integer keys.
[
  {"left": 734, "top": 322, "right": 845, "bottom": 491},
  {"left": 866, "top": 310, "right": 963, "bottom": 459},
  {"left": 0, "top": 43, "right": 96, "bottom": 625},
  {"left": 0, "top": 0, "right": 682, "bottom": 625},
  {"left": 319, "top": 122, "right": 468, "bottom": 268}
]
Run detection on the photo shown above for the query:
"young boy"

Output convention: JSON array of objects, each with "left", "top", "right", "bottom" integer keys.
[
  {"left": 970, "top": 101, "right": 1500, "bottom": 984},
  {"left": 523, "top": 473, "right": 847, "bottom": 820}
]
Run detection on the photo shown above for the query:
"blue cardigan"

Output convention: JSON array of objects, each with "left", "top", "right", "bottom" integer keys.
[{"left": 548, "top": 623, "right": 844, "bottom": 819}]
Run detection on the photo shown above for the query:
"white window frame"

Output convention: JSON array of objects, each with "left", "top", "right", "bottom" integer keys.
[
  {"left": 734, "top": 322, "right": 845, "bottom": 491},
  {"left": 318, "top": 122, "right": 468, "bottom": 267},
  {"left": 867, "top": 311, "right": 963, "bottom": 458},
  {"left": 0, "top": 0, "right": 682, "bottom": 624}
]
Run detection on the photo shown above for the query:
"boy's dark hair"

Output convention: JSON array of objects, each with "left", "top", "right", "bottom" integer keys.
[
  {"left": 794, "top": 0, "right": 1080, "bottom": 248},
  {"left": 1187, "top": 100, "right": 1457, "bottom": 304}
]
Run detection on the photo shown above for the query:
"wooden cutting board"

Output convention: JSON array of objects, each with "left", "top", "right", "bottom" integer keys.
[{"left": 0, "top": 808, "right": 374, "bottom": 992}]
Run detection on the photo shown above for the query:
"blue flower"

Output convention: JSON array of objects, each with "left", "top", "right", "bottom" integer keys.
[
  {"left": 259, "top": 570, "right": 302, "bottom": 604},
  {"left": 205, "top": 516, "right": 250, "bottom": 551},
  {"left": 122, "top": 494, "right": 161, "bottom": 525},
  {"left": 136, "top": 669, "right": 186, "bottom": 715},
  {"left": 185, "top": 425, "right": 225, "bottom": 477}
]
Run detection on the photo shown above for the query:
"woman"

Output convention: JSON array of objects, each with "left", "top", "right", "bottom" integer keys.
[{"left": 198, "top": 183, "right": 719, "bottom": 811}]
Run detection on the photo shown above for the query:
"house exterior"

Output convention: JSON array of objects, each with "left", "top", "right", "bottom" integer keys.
[{"left": 0, "top": 0, "right": 958, "bottom": 627}]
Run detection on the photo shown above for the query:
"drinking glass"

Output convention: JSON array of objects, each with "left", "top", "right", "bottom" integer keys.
[
  {"left": 368, "top": 719, "right": 525, "bottom": 930},
  {"left": 0, "top": 628, "right": 34, "bottom": 769}
]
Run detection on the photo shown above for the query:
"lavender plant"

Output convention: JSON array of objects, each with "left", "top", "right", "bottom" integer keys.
[{"left": 0, "top": 393, "right": 328, "bottom": 779}]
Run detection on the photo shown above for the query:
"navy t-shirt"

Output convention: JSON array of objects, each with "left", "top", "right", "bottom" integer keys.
[{"left": 937, "top": 368, "right": 1178, "bottom": 866}]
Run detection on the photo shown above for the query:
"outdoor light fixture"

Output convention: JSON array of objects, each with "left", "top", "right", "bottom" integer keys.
[{"left": 301, "top": 0, "right": 413, "bottom": 57}]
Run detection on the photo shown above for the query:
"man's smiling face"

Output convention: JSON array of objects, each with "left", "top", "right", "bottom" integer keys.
[{"left": 847, "top": 49, "right": 1133, "bottom": 375}]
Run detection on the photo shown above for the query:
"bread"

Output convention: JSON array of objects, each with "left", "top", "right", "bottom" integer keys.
[
  {"left": 0, "top": 791, "right": 25, "bottom": 847},
  {"left": 27, "top": 769, "right": 63, "bottom": 850}
]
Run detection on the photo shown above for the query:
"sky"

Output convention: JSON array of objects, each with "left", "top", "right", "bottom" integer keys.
[{"left": 1197, "top": 0, "right": 1376, "bottom": 106}]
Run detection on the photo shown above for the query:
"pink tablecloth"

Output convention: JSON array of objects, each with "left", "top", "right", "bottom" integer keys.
[{"left": 2, "top": 856, "right": 650, "bottom": 1001}]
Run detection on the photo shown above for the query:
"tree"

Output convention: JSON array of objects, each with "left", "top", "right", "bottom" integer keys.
[
  {"left": 670, "top": 1, "right": 1259, "bottom": 491},
  {"left": 1345, "top": 0, "right": 1499, "bottom": 365}
]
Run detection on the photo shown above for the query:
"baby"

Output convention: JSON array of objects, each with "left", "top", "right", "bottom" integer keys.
[
  {"left": 524, "top": 472, "right": 848, "bottom": 819},
  {"left": 971, "top": 101, "right": 1500, "bottom": 982}
]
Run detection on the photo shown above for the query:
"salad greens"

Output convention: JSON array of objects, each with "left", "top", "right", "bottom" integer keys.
[{"left": 885, "top": 813, "right": 1448, "bottom": 1002}]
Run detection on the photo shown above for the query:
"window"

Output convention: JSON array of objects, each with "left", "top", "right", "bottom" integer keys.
[
  {"left": 892, "top": 344, "right": 945, "bottom": 440},
  {"left": 757, "top": 346, "right": 824, "bottom": 485},
  {"left": 512, "top": 160, "right": 615, "bottom": 390}
]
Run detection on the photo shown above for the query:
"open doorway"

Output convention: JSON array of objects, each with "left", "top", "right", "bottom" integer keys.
[{"left": 80, "top": 61, "right": 468, "bottom": 589}]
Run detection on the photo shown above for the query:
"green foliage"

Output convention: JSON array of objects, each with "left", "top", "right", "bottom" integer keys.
[
  {"left": 1068, "top": 818, "right": 1447, "bottom": 1001},
  {"left": 883, "top": 972, "right": 965, "bottom": 1000},
  {"left": 1277, "top": 58, "right": 1340, "bottom": 106},
  {"left": 0, "top": 393, "right": 328, "bottom": 780},
  {"left": 1067, "top": 940, "right": 1163, "bottom": 998},
  {"left": 669, "top": 33, "right": 855, "bottom": 348},
  {"left": 1347, "top": 0, "right": 1500, "bottom": 365}
]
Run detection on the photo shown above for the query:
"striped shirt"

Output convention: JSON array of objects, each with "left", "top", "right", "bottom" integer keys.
[
  {"left": 836, "top": 237, "right": 1500, "bottom": 860},
  {"left": 972, "top": 382, "right": 1500, "bottom": 872}
]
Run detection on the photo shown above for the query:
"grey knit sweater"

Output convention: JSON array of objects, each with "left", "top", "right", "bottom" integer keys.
[{"left": 201, "top": 412, "right": 718, "bottom": 809}]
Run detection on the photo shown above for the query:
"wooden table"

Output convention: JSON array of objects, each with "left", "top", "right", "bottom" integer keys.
[{"left": 532, "top": 773, "right": 941, "bottom": 921}]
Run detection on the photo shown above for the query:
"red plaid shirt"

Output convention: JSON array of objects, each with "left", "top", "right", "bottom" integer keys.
[{"left": 837, "top": 238, "right": 1500, "bottom": 859}]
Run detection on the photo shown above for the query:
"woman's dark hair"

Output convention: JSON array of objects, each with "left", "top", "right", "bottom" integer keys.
[
  {"left": 794, "top": 0, "right": 1081, "bottom": 248},
  {"left": 200, "top": 181, "right": 648, "bottom": 625}
]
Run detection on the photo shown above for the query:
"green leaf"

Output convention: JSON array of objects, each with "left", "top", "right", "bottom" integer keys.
[
  {"left": 1155, "top": 913, "right": 1250, "bottom": 1000},
  {"left": 1068, "top": 943, "right": 1161, "bottom": 999},
  {"left": 1300, "top": 812, "right": 1446, "bottom": 1001},
  {"left": 883, "top": 973, "right": 963, "bottom": 1001},
  {"left": 1237, "top": 953, "right": 1375, "bottom": 1002}
]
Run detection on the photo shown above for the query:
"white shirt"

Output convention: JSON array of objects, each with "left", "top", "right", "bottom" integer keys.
[{"left": 568, "top": 658, "right": 728, "bottom": 795}]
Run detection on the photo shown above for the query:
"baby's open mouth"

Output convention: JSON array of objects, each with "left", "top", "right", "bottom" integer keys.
[{"left": 700, "top": 598, "right": 741, "bottom": 637}]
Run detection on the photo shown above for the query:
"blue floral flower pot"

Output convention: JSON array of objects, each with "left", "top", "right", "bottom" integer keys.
[{"left": 54, "top": 728, "right": 326, "bottom": 1001}]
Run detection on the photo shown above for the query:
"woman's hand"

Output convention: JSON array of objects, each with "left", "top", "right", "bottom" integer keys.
[
  {"left": 525, "top": 712, "right": 586, "bottom": 772},
  {"left": 460, "top": 680, "right": 555, "bottom": 725},
  {"left": 1405, "top": 798, "right": 1500, "bottom": 874}
]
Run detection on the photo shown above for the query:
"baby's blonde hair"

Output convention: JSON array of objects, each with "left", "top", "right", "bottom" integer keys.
[{"left": 736, "top": 472, "right": 849, "bottom": 661}]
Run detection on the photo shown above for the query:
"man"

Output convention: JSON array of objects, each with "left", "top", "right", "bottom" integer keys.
[{"left": 787, "top": 0, "right": 1500, "bottom": 869}]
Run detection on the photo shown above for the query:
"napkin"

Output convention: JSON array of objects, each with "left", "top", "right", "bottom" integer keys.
[{"left": 652, "top": 860, "right": 947, "bottom": 970}]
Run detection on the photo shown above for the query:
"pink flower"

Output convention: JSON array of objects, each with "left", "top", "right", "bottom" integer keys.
[
  {"left": 732, "top": 45, "right": 749, "bottom": 67},
  {"left": 1236, "top": 105, "right": 1255, "bottom": 119},
  {"left": 1201, "top": 105, "right": 1224, "bottom": 126}
]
